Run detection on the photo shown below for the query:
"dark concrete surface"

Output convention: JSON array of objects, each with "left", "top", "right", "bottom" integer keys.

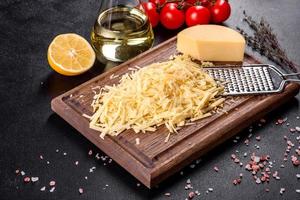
[{"left": 0, "top": 0, "right": 300, "bottom": 200}]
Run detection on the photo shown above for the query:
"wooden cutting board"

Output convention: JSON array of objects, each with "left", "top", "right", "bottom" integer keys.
[{"left": 51, "top": 36, "right": 300, "bottom": 188}]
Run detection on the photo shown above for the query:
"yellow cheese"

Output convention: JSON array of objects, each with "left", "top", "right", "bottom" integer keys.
[
  {"left": 89, "top": 55, "right": 224, "bottom": 138},
  {"left": 177, "top": 25, "right": 246, "bottom": 62}
]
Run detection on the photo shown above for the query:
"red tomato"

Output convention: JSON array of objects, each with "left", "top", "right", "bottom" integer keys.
[
  {"left": 140, "top": 2, "right": 160, "bottom": 27},
  {"left": 160, "top": 3, "right": 185, "bottom": 29},
  {"left": 210, "top": 0, "right": 231, "bottom": 23},
  {"left": 149, "top": 0, "right": 166, "bottom": 6},
  {"left": 185, "top": 5, "right": 210, "bottom": 26}
]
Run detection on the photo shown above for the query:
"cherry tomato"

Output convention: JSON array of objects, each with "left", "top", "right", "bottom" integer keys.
[
  {"left": 185, "top": 5, "right": 210, "bottom": 27},
  {"left": 149, "top": 0, "right": 166, "bottom": 7},
  {"left": 210, "top": 0, "right": 231, "bottom": 23},
  {"left": 160, "top": 3, "right": 185, "bottom": 30},
  {"left": 140, "top": 2, "right": 160, "bottom": 27}
]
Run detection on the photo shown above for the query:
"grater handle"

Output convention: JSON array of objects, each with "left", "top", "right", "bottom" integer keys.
[
  {"left": 286, "top": 79, "right": 300, "bottom": 82},
  {"left": 282, "top": 72, "right": 300, "bottom": 76},
  {"left": 276, "top": 78, "right": 300, "bottom": 95},
  {"left": 268, "top": 65, "right": 300, "bottom": 82},
  {"left": 282, "top": 72, "right": 300, "bottom": 82},
  {"left": 266, "top": 65, "right": 299, "bottom": 93}
]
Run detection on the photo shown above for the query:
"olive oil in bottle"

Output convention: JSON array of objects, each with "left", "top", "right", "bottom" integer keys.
[{"left": 91, "top": 6, "right": 154, "bottom": 63}]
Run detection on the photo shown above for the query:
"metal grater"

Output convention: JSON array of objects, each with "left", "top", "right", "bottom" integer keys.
[{"left": 204, "top": 64, "right": 300, "bottom": 96}]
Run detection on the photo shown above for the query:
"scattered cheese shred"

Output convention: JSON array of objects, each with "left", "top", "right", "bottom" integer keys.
[
  {"left": 135, "top": 138, "right": 140, "bottom": 145},
  {"left": 165, "top": 133, "right": 171, "bottom": 143},
  {"left": 82, "top": 113, "right": 92, "bottom": 120},
  {"left": 89, "top": 55, "right": 224, "bottom": 139}
]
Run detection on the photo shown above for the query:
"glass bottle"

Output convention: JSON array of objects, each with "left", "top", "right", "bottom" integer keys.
[{"left": 91, "top": 0, "right": 154, "bottom": 63}]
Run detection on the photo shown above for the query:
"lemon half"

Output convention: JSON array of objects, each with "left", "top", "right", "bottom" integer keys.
[{"left": 47, "top": 33, "right": 95, "bottom": 76}]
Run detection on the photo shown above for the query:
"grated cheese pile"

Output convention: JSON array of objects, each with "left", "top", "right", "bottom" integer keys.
[{"left": 89, "top": 55, "right": 224, "bottom": 139}]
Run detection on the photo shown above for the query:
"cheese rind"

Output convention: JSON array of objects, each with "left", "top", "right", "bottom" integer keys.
[{"left": 177, "top": 25, "right": 246, "bottom": 62}]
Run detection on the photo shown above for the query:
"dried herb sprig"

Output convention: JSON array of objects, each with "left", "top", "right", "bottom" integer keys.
[{"left": 237, "top": 11, "right": 299, "bottom": 72}]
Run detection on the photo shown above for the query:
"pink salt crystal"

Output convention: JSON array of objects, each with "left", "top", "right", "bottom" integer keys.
[
  {"left": 280, "top": 188, "right": 285, "bottom": 195},
  {"left": 23, "top": 177, "right": 31, "bottom": 183},
  {"left": 233, "top": 179, "right": 238, "bottom": 185},
  {"left": 293, "top": 160, "right": 300, "bottom": 166},
  {"left": 255, "top": 178, "right": 261, "bottom": 184},
  {"left": 79, "top": 188, "right": 84, "bottom": 194},
  {"left": 287, "top": 140, "right": 294, "bottom": 146},
  {"left": 49, "top": 181, "right": 56, "bottom": 186},
  {"left": 263, "top": 161, "right": 267, "bottom": 165},
  {"left": 188, "top": 192, "right": 195, "bottom": 199},
  {"left": 252, "top": 165, "right": 260, "bottom": 172},
  {"left": 213, "top": 166, "right": 219, "bottom": 172},
  {"left": 245, "top": 164, "right": 252, "bottom": 170},
  {"left": 290, "top": 128, "right": 296, "bottom": 133},
  {"left": 165, "top": 193, "right": 171, "bottom": 197},
  {"left": 291, "top": 155, "right": 297, "bottom": 162},
  {"left": 31, "top": 177, "right": 39, "bottom": 182}
]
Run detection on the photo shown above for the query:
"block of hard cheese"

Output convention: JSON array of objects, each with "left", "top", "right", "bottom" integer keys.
[{"left": 177, "top": 25, "right": 246, "bottom": 62}]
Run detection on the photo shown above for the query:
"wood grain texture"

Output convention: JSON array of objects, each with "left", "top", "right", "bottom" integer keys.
[{"left": 51, "top": 36, "right": 300, "bottom": 188}]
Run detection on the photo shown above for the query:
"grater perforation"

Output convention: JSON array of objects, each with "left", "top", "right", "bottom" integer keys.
[{"left": 204, "top": 64, "right": 300, "bottom": 96}]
